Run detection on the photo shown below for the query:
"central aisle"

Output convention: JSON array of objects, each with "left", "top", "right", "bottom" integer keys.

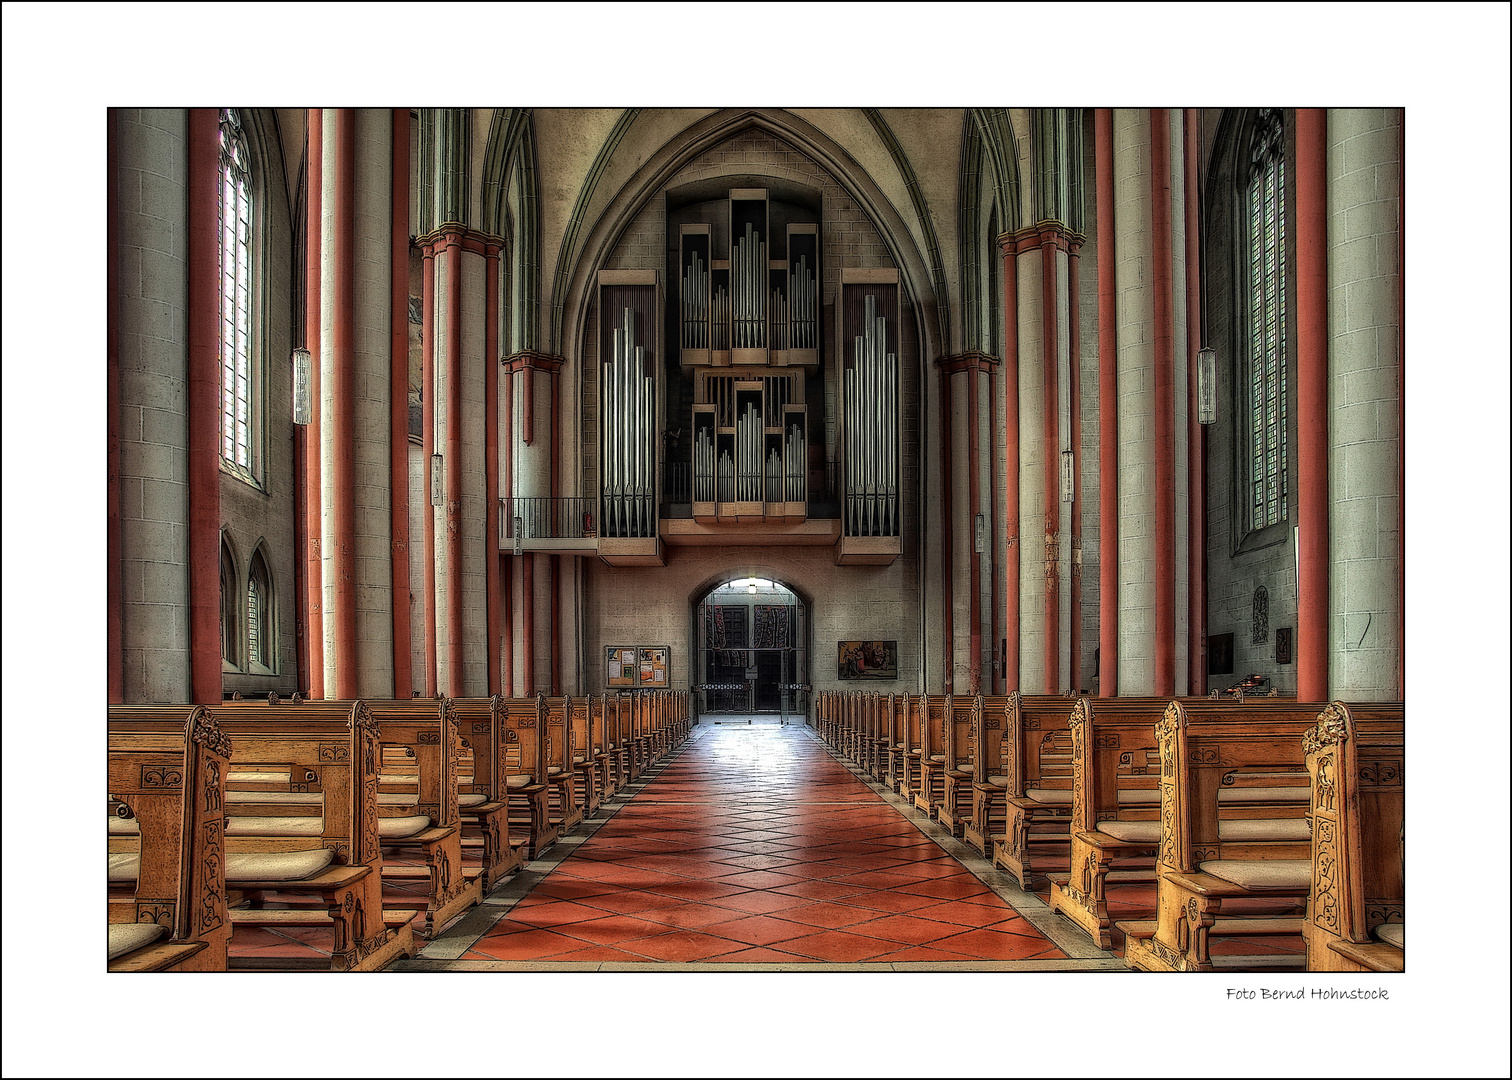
[{"left": 408, "top": 720, "right": 1118, "bottom": 970}]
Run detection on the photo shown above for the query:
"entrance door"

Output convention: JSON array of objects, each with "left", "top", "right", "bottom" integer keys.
[{"left": 696, "top": 578, "right": 805, "bottom": 715}]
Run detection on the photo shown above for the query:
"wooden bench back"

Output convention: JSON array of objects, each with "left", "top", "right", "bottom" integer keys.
[
  {"left": 210, "top": 699, "right": 383, "bottom": 869},
  {"left": 450, "top": 697, "right": 507, "bottom": 803},
  {"left": 940, "top": 695, "right": 979, "bottom": 771},
  {"left": 1156, "top": 698, "right": 1330, "bottom": 874},
  {"left": 1304, "top": 701, "right": 1406, "bottom": 942},
  {"left": 1001, "top": 694, "right": 1079, "bottom": 797},
  {"left": 107, "top": 705, "right": 232, "bottom": 956},
  {"left": 972, "top": 697, "right": 1013, "bottom": 782},
  {"left": 365, "top": 697, "right": 459, "bottom": 829},
  {"left": 498, "top": 695, "right": 548, "bottom": 780},
  {"left": 1067, "top": 697, "right": 1176, "bottom": 834}
]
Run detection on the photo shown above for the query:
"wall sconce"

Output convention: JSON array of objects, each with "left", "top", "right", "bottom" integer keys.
[
  {"left": 291, "top": 348, "right": 312, "bottom": 425},
  {"left": 430, "top": 454, "right": 443, "bottom": 507},
  {"left": 1060, "top": 449, "right": 1075, "bottom": 503},
  {"left": 1197, "top": 346, "right": 1217, "bottom": 425}
]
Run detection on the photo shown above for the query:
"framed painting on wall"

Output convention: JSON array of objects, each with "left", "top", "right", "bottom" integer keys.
[{"left": 838, "top": 640, "right": 897, "bottom": 680}]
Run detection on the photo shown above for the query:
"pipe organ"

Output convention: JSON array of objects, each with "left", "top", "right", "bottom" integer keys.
[
  {"left": 674, "top": 189, "right": 819, "bottom": 527},
  {"left": 598, "top": 281, "right": 659, "bottom": 542},
  {"left": 837, "top": 273, "right": 904, "bottom": 562}
]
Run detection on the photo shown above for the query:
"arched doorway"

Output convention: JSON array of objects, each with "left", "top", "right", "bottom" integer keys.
[{"left": 695, "top": 577, "right": 806, "bottom": 717}]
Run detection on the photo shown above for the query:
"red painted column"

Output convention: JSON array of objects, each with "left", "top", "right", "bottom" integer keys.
[
  {"left": 1183, "top": 109, "right": 1206, "bottom": 696},
  {"left": 1000, "top": 237, "right": 1021, "bottom": 691},
  {"left": 1149, "top": 109, "right": 1176, "bottom": 698},
  {"left": 1068, "top": 237, "right": 1084, "bottom": 693},
  {"left": 550, "top": 366, "right": 561, "bottom": 694},
  {"left": 1095, "top": 108, "right": 1118, "bottom": 697},
  {"left": 989, "top": 365, "right": 1002, "bottom": 695},
  {"left": 186, "top": 108, "right": 222, "bottom": 704},
  {"left": 1040, "top": 229, "right": 1061, "bottom": 694},
  {"left": 485, "top": 243, "right": 503, "bottom": 697},
  {"left": 938, "top": 368, "right": 955, "bottom": 692},
  {"left": 330, "top": 109, "right": 359, "bottom": 700},
  {"left": 445, "top": 227, "right": 464, "bottom": 698},
  {"left": 502, "top": 355, "right": 515, "bottom": 696},
  {"left": 1295, "top": 108, "right": 1330, "bottom": 702},
  {"left": 522, "top": 551, "right": 536, "bottom": 694},
  {"left": 421, "top": 240, "right": 439, "bottom": 697},
  {"left": 107, "top": 118, "right": 123, "bottom": 703},
  {"left": 502, "top": 553, "right": 514, "bottom": 696},
  {"left": 967, "top": 360, "right": 982, "bottom": 694},
  {"left": 303, "top": 109, "right": 324, "bottom": 699},
  {"left": 390, "top": 108, "right": 414, "bottom": 699}
]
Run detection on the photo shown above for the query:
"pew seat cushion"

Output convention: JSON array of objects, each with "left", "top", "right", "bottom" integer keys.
[
  {"left": 107, "top": 922, "right": 168, "bottom": 960},
  {"left": 1217, "top": 817, "right": 1310, "bottom": 842},
  {"left": 109, "top": 817, "right": 140, "bottom": 835},
  {"left": 225, "top": 847, "right": 335, "bottom": 883},
  {"left": 985, "top": 775, "right": 1010, "bottom": 786},
  {"left": 505, "top": 775, "right": 536, "bottom": 789},
  {"left": 573, "top": 756, "right": 586, "bottom": 765},
  {"left": 108, "top": 853, "right": 140, "bottom": 884},
  {"left": 1374, "top": 922, "right": 1404, "bottom": 949},
  {"left": 1096, "top": 818, "right": 1312, "bottom": 845},
  {"left": 377, "top": 815, "right": 431, "bottom": 840},
  {"left": 458, "top": 793, "right": 488, "bottom": 808},
  {"left": 1198, "top": 859, "right": 1311, "bottom": 890},
  {"left": 228, "top": 770, "right": 289, "bottom": 783},
  {"left": 225, "top": 791, "right": 320, "bottom": 805},
  {"left": 1025, "top": 788, "right": 1073, "bottom": 805},
  {"left": 225, "top": 815, "right": 324, "bottom": 837},
  {"left": 1216, "top": 787, "right": 1309, "bottom": 804},
  {"left": 377, "top": 793, "right": 417, "bottom": 806},
  {"left": 1096, "top": 820, "right": 1160, "bottom": 844},
  {"left": 1116, "top": 790, "right": 1160, "bottom": 805}
]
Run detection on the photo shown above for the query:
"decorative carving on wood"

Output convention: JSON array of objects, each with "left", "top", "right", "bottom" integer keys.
[
  {"left": 1359, "top": 759, "right": 1402, "bottom": 787},
  {"left": 1366, "top": 903, "right": 1404, "bottom": 932},
  {"left": 1312, "top": 818, "right": 1340, "bottom": 932},
  {"left": 141, "top": 765, "right": 183, "bottom": 789},
  {"left": 319, "top": 743, "right": 349, "bottom": 762},
  {"left": 189, "top": 709, "right": 233, "bottom": 758},
  {"left": 200, "top": 818, "right": 224, "bottom": 933},
  {"left": 1303, "top": 702, "right": 1349, "bottom": 758},
  {"left": 204, "top": 759, "right": 221, "bottom": 812},
  {"left": 137, "top": 902, "right": 173, "bottom": 927},
  {"left": 419, "top": 731, "right": 440, "bottom": 744}
]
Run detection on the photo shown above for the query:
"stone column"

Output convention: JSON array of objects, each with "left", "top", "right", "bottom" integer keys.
[
  {"left": 1110, "top": 108, "right": 1190, "bottom": 696},
  {"left": 320, "top": 108, "right": 397, "bottom": 698},
  {"left": 110, "top": 108, "right": 192, "bottom": 704},
  {"left": 1326, "top": 108, "right": 1404, "bottom": 700}
]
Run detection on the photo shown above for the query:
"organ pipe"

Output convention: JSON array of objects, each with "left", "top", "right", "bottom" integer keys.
[
  {"left": 845, "top": 293, "right": 898, "bottom": 537},
  {"left": 602, "top": 305, "right": 655, "bottom": 537}
]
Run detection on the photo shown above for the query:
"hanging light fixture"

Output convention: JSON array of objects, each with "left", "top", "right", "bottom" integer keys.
[
  {"left": 291, "top": 348, "right": 312, "bottom": 425},
  {"left": 1198, "top": 346, "right": 1217, "bottom": 425}
]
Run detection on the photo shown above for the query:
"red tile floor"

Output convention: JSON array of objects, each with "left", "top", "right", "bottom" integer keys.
[{"left": 401, "top": 719, "right": 1125, "bottom": 971}]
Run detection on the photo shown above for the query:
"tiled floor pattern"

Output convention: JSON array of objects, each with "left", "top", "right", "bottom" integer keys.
[{"left": 402, "top": 720, "right": 1127, "bottom": 971}]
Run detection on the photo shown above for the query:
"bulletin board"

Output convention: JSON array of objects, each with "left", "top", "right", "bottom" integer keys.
[{"left": 606, "top": 645, "right": 670, "bottom": 689}]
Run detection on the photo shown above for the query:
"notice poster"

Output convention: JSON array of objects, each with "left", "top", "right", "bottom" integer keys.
[{"left": 606, "top": 645, "right": 669, "bottom": 688}]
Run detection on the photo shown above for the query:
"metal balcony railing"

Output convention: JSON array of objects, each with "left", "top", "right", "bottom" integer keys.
[{"left": 500, "top": 497, "right": 597, "bottom": 541}]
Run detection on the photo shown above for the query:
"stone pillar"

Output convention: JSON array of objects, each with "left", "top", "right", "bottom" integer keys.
[
  {"left": 1326, "top": 108, "right": 1404, "bottom": 700},
  {"left": 320, "top": 108, "right": 397, "bottom": 698},
  {"left": 425, "top": 227, "right": 499, "bottom": 698},
  {"left": 937, "top": 352, "right": 999, "bottom": 693},
  {"left": 1110, "top": 108, "right": 1190, "bottom": 696},
  {"left": 110, "top": 108, "right": 192, "bottom": 704}
]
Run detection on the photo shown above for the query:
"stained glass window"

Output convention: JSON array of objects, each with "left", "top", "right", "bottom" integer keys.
[
  {"left": 219, "top": 109, "right": 255, "bottom": 476},
  {"left": 1245, "top": 110, "right": 1287, "bottom": 530}
]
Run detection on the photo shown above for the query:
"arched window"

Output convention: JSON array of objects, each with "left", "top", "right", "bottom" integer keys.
[
  {"left": 1243, "top": 109, "right": 1287, "bottom": 531},
  {"left": 221, "top": 539, "right": 240, "bottom": 668},
  {"left": 219, "top": 108, "right": 258, "bottom": 480},
  {"left": 247, "top": 547, "right": 273, "bottom": 672}
]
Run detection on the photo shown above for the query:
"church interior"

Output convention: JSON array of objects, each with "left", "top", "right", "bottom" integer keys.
[{"left": 5, "top": 8, "right": 1510, "bottom": 1079}]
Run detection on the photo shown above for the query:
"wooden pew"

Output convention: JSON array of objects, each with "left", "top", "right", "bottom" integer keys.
[
  {"left": 542, "top": 696, "right": 584, "bottom": 832},
  {"left": 211, "top": 699, "right": 415, "bottom": 971},
  {"left": 365, "top": 697, "right": 484, "bottom": 937},
  {"left": 912, "top": 694, "right": 948, "bottom": 817},
  {"left": 500, "top": 695, "right": 559, "bottom": 859},
  {"left": 962, "top": 696, "right": 1013, "bottom": 856},
  {"left": 450, "top": 696, "right": 527, "bottom": 889},
  {"left": 1048, "top": 696, "right": 1172, "bottom": 946},
  {"left": 991, "top": 695, "right": 1079, "bottom": 887},
  {"left": 894, "top": 693, "right": 924, "bottom": 800},
  {"left": 1303, "top": 701, "right": 1405, "bottom": 972},
  {"left": 107, "top": 705, "right": 232, "bottom": 971},
  {"left": 937, "top": 695, "right": 981, "bottom": 835},
  {"left": 1118, "top": 698, "right": 1328, "bottom": 972},
  {"left": 568, "top": 694, "right": 603, "bottom": 815}
]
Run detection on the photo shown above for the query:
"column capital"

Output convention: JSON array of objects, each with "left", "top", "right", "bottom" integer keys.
[
  {"left": 934, "top": 350, "right": 1001, "bottom": 375},
  {"left": 503, "top": 350, "right": 564, "bottom": 374},
  {"left": 417, "top": 224, "right": 507, "bottom": 257},
  {"left": 999, "top": 221, "right": 1086, "bottom": 257}
]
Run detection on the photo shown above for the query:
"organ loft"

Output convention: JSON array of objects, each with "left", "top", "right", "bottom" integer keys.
[{"left": 10, "top": 12, "right": 1507, "bottom": 1075}]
